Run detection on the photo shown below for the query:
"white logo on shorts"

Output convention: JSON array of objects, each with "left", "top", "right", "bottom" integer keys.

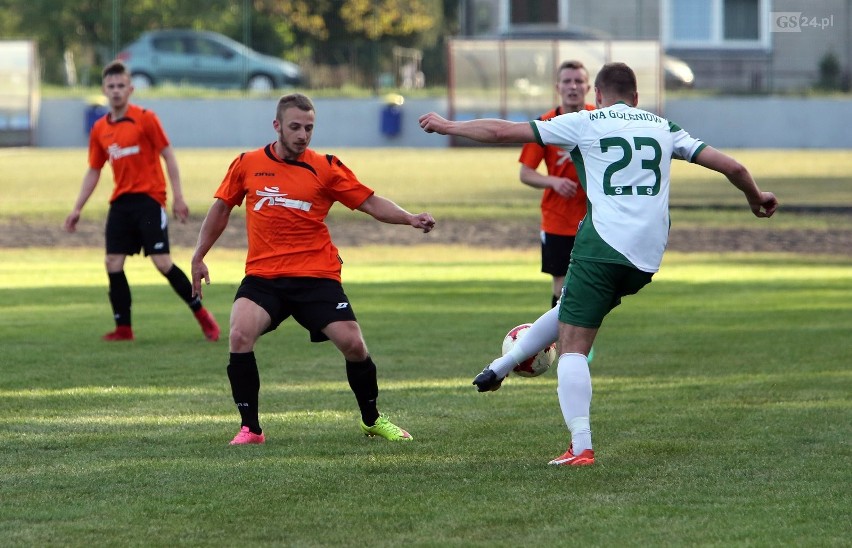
[{"left": 336, "top": 302, "right": 349, "bottom": 309}]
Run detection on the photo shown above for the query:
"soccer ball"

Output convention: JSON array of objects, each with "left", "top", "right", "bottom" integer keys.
[{"left": 501, "top": 323, "right": 556, "bottom": 378}]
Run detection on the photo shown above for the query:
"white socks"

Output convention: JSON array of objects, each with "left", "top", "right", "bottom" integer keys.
[
  {"left": 485, "top": 310, "right": 594, "bottom": 453},
  {"left": 556, "top": 352, "right": 593, "bottom": 453},
  {"left": 489, "top": 306, "right": 560, "bottom": 379}
]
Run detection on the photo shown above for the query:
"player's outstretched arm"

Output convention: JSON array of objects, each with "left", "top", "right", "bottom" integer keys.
[
  {"left": 357, "top": 195, "right": 435, "bottom": 233},
  {"left": 419, "top": 112, "right": 536, "bottom": 143},
  {"left": 694, "top": 146, "right": 778, "bottom": 218},
  {"left": 191, "top": 199, "right": 233, "bottom": 298}
]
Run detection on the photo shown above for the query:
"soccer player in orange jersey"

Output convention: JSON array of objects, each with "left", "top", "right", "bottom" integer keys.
[
  {"left": 519, "top": 60, "right": 594, "bottom": 308},
  {"left": 65, "top": 60, "right": 220, "bottom": 343},
  {"left": 191, "top": 93, "right": 435, "bottom": 445}
]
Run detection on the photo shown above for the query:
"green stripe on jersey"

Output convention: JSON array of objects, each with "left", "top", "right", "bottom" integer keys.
[
  {"left": 572, "top": 213, "right": 637, "bottom": 268},
  {"left": 530, "top": 121, "right": 544, "bottom": 146},
  {"left": 690, "top": 142, "right": 708, "bottom": 162}
]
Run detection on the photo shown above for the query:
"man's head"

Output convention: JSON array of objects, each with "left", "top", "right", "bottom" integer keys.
[
  {"left": 555, "top": 60, "right": 590, "bottom": 113},
  {"left": 101, "top": 60, "right": 133, "bottom": 112},
  {"left": 102, "top": 60, "right": 130, "bottom": 80},
  {"left": 273, "top": 93, "right": 316, "bottom": 159},
  {"left": 594, "top": 62, "right": 638, "bottom": 108},
  {"left": 276, "top": 93, "right": 314, "bottom": 122}
]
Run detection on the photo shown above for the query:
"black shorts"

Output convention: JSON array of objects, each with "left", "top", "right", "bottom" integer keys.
[
  {"left": 541, "top": 231, "right": 575, "bottom": 277},
  {"left": 234, "top": 276, "right": 358, "bottom": 342},
  {"left": 105, "top": 193, "right": 170, "bottom": 256}
]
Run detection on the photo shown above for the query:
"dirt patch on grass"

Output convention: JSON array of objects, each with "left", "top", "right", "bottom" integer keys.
[{"left": 2, "top": 215, "right": 849, "bottom": 255}]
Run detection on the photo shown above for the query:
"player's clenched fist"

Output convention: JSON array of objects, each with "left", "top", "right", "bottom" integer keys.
[
  {"left": 418, "top": 112, "right": 450, "bottom": 134},
  {"left": 411, "top": 212, "right": 436, "bottom": 233}
]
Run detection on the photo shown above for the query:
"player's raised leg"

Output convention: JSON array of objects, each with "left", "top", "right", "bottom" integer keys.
[
  {"left": 473, "top": 306, "right": 560, "bottom": 391},
  {"left": 153, "top": 254, "right": 220, "bottom": 341}
]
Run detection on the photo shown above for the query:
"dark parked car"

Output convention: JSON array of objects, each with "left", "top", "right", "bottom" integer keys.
[{"left": 117, "top": 29, "right": 304, "bottom": 91}]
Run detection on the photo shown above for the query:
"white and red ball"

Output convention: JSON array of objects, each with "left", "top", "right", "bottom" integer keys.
[{"left": 501, "top": 323, "right": 556, "bottom": 378}]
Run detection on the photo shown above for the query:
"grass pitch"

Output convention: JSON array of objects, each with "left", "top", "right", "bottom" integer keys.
[
  {"left": 2, "top": 147, "right": 852, "bottom": 229},
  {"left": 0, "top": 148, "right": 849, "bottom": 545},
  {"left": 0, "top": 246, "right": 850, "bottom": 546}
]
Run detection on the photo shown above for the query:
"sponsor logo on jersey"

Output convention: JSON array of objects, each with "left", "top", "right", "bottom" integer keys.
[
  {"left": 555, "top": 149, "right": 572, "bottom": 166},
  {"left": 254, "top": 186, "right": 313, "bottom": 212},
  {"left": 107, "top": 143, "right": 140, "bottom": 163}
]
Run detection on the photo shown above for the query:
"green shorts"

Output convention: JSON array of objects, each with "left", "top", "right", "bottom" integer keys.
[{"left": 559, "top": 259, "right": 654, "bottom": 328}]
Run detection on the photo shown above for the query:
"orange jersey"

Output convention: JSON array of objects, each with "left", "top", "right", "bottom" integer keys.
[
  {"left": 88, "top": 103, "right": 170, "bottom": 206},
  {"left": 518, "top": 104, "right": 595, "bottom": 236},
  {"left": 215, "top": 144, "right": 374, "bottom": 281}
]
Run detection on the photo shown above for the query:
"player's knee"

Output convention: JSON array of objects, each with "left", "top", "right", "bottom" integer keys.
[
  {"left": 338, "top": 337, "right": 368, "bottom": 361},
  {"left": 228, "top": 324, "right": 257, "bottom": 352},
  {"left": 105, "top": 255, "right": 124, "bottom": 272},
  {"left": 151, "top": 255, "right": 173, "bottom": 274}
]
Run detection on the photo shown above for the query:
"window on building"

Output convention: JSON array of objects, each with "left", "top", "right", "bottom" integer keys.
[
  {"left": 671, "top": 0, "right": 712, "bottom": 41},
  {"left": 723, "top": 0, "right": 759, "bottom": 39},
  {"left": 664, "top": 0, "right": 769, "bottom": 48},
  {"left": 462, "top": 0, "right": 500, "bottom": 35},
  {"left": 510, "top": 0, "right": 558, "bottom": 24}
]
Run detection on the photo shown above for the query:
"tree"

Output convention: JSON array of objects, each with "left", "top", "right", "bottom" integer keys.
[
  {"left": 817, "top": 51, "right": 842, "bottom": 91},
  {"left": 0, "top": 0, "right": 459, "bottom": 87},
  {"left": 279, "top": 0, "right": 447, "bottom": 88}
]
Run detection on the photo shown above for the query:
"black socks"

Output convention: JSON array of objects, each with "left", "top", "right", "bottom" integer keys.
[
  {"left": 107, "top": 271, "right": 132, "bottom": 326},
  {"left": 228, "top": 352, "right": 262, "bottom": 434},
  {"left": 164, "top": 265, "right": 202, "bottom": 312},
  {"left": 346, "top": 357, "right": 380, "bottom": 426},
  {"left": 227, "top": 353, "right": 381, "bottom": 434},
  {"left": 109, "top": 266, "right": 200, "bottom": 329}
]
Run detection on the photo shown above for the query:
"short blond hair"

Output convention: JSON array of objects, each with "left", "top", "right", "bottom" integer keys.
[
  {"left": 557, "top": 60, "right": 587, "bottom": 74},
  {"left": 276, "top": 93, "right": 314, "bottom": 121}
]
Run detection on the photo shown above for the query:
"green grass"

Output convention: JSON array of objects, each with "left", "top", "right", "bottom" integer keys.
[
  {"left": 1, "top": 246, "right": 850, "bottom": 546},
  {"left": 2, "top": 148, "right": 851, "bottom": 230},
  {"left": 0, "top": 147, "right": 849, "bottom": 544}
]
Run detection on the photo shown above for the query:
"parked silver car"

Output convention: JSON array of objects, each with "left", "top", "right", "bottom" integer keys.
[
  {"left": 495, "top": 25, "right": 695, "bottom": 89},
  {"left": 117, "top": 29, "right": 304, "bottom": 91}
]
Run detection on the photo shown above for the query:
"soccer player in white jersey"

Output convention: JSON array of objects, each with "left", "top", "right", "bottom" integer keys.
[{"left": 419, "top": 62, "right": 778, "bottom": 466}]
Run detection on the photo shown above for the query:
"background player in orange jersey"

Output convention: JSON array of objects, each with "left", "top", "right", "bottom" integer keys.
[
  {"left": 519, "top": 60, "right": 594, "bottom": 308},
  {"left": 191, "top": 93, "right": 435, "bottom": 445},
  {"left": 64, "top": 60, "right": 220, "bottom": 343}
]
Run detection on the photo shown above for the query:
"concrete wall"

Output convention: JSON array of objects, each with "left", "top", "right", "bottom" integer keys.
[
  {"left": 663, "top": 97, "right": 852, "bottom": 149},
  {"left": 36, "top": 96, "right": 852, "bottom": 149},
  {"left": 36, "top": 97, "right": 446, "bottom": 149}
]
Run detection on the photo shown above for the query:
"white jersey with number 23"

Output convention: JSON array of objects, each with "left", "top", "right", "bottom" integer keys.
[{"left": 531, "top": 102, "right": 706, "bottom": 273}]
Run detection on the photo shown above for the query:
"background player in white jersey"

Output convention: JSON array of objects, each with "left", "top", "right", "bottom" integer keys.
[{"left": 419, "top": 62, "right": 778, "bottom": 466}]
